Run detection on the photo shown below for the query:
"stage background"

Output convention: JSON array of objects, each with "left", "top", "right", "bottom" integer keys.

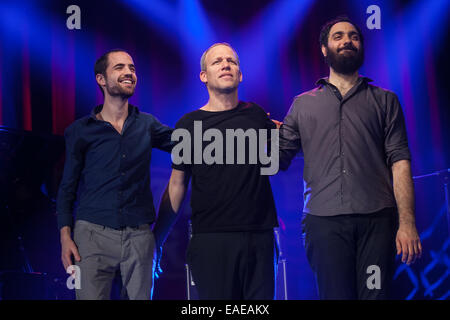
[{"left": 0, "top": 0, "right": 448, "bottom": 299}]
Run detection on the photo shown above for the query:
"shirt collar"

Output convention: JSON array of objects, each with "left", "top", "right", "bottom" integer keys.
[
  {"left": 88, "top": 104, "right": 140, "bottom": 123},
  {"left": 315, "top": 75, "right": 373, "bottom": 87}
]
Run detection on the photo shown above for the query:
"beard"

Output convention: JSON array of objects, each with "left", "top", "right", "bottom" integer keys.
[
  {"left": 105, "top": 76, "right": 135, "bottom": 99},
  {"left": 325, "top": 43, "right": 364, "bottom": 75}
]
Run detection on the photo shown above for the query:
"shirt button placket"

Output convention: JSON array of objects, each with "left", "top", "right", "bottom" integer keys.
[
  {"left": 119, "top": 138, "right": 125, "bottom": 220},
  {"left": 339, "top": 101, "right": 345, "bottom": 205}
]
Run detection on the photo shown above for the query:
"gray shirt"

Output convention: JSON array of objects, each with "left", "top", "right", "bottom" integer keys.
[{"left": 279, "top": 76, "right": 411, "bottom": 216}]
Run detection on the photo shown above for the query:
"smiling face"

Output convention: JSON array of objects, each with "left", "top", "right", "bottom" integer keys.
[
  {"left": 199, "top": 44, "right": 242, "bottom": 94},
  {"left": 96, "top": 51, "right": 137, "bottom": 99},
  {"left": 321, "top": 21, "right": 364, "bottom": 75}
]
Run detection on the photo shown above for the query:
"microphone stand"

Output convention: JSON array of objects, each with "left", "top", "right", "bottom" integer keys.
[{"left": 413, "top": 169, "right": 450, "bottom": 237}]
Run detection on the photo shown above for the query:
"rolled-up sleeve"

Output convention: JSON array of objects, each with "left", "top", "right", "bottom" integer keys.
[
  {"left": 56, "top": 125, "right": 84, "bottom": 230},
  {"left": 384, "top": 93, "right": 411, "bottom": 167},
  {"left": 278, "top": 99, "right": 302, "bottom": 171}
]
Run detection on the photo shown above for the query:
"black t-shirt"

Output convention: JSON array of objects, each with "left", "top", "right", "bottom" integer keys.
[{"left": 172, "top": 101, "right": 278, "bottom": 233}]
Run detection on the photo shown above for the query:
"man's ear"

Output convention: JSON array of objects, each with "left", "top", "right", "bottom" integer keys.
[
  {"left": 321, "top": 45, "right": 327, "bottom": 58},
  {"left": 199, "top": 70, "right": 207, "bottom": 84},
  {"left": 239, "top": 70, "right": 243, "bottom": 83},
  {"left": 96, "top": 73, "right": 106, "bottom": 87}
]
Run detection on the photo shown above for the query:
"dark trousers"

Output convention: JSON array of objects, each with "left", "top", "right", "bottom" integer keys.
[
  {"left": 302, "top": 208, "right": 398, "bottom": 300},
  {"left": 187, "top": 230, "right": 278, "bottom": 300}
]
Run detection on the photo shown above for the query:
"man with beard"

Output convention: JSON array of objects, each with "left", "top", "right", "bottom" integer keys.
[
  {"left": 278, "top": 17, "right": 422, "bottom": 299},
  {"left": 57, "top": 50, "right": 173, "bottom": 299},
  {"left": 152, "top": 43, "right": 279, "bottom": 299}
]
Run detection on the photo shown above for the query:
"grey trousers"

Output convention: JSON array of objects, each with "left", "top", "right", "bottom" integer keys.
[{"left": 73, "top": 220, "right": 156, "bottom": 300}]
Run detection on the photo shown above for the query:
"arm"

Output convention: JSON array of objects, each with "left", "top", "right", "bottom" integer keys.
[
  {"left": 56, "top": 125, "right": 84, "bottom": 271},
  {"left": 278, "top": 100, "right": 302, "bottom": 171},
  {"left": 392, "top": 160, "right": 422, "bottom": 264},
  {"left": 151, "top": 115, "right": 175, "bottom": 153},
  {"left": 383, "top": 93, "right": 422, "bottom": 264},
  {"left": 152, "top": 169, "right": 191, "bottom": 275}
]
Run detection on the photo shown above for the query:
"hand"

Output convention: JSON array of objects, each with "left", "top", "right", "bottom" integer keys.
[
  {"left": 61, "top": 234, "right": 81, "bottom": 272},
  {"left": 396, "top": 223, "right": 422, "bottom": 265},
  {"left": 267, "top": 113, "right": 283, "bottom": 129},
  {"left": 154, "top": 245, "right": 163, "bottom": 279},
  {"left": 272, "top": 119, "right": 283, "bottom": 129}
]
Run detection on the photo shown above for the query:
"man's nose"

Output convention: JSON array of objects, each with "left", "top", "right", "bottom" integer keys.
[
  {"left": 342, "top": 35, "right": 352, "bottom": 45},
  {"left": 221, "top": 61, "right": 231, "bottom": 69},
  {"left": 124, "top": 66, "right": 135, "bottom": 75}
]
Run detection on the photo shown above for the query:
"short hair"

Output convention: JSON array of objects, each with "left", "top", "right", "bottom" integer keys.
[
  {"left": 200, "top": 42, "right": 240, "bottom": 72},
  {"left": 94, "top": 49, "right": 128, "bottom": 95},
  {"left": 319, "top": 16, "right": 364, "bottom": 48}
]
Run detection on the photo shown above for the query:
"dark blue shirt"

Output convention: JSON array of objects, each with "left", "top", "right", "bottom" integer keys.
[{"left": 56, "top": 104, "right": 174, "bottom": 230}]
